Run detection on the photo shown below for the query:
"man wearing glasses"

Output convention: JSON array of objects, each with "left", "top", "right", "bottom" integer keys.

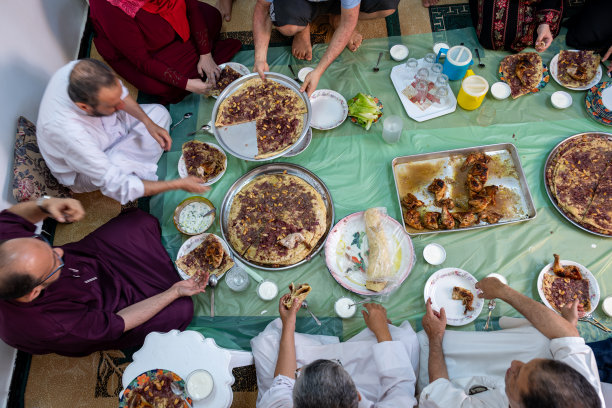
[{"left": 0, "top": 196, "right": 206, "bottom": 356}]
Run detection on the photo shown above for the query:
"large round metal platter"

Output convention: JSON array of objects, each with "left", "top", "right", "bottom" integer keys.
[
  {"left": 219, "top": 163, "right": 334, "bottom": 271},
  {"left": 543, "top": 132, "right": 612, "bottom": 237},
  {"left": 549, "top": 52, "right": 602, "bottom": 91},
  {"left": 211, "top": 72, "right": 312, "bottom": 162},
  {"left": 324, "top": 211, "right": 415, "bottom": 296},
  {"left": 537, "top": 259, "right": 600, "bottom": 315}
]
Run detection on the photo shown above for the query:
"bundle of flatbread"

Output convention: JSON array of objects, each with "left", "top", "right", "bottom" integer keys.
[
  {"left": 175, "top": 235, "right": 234, "bottom": 280},
  {"left": 364, "top": 208, "right": 394, "bottom": 292},
  {"left": 557, "top": 50, "right": 600, "bottom": 88},
  {"left": 283, "top": 282, "right": 311, "bottom": 308},
  {"left": 499, "top": 52, "right": 543, "bottom": 99}
]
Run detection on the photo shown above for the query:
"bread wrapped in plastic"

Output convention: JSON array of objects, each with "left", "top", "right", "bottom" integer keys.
[{"left": 364, "top": 208, "right": 393, "bottom": 292}]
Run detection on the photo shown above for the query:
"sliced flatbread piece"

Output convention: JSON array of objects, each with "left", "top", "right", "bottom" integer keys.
[
  {"left": 175, "top": 235, "right": 234, "bottom": 279},
  {"left": 255, "top": 114, "right": 304, "bottom": 159},
  {"left": 581, "top": 164, "right": 612, "bottom": 235},
  {"left": 558, "top": 50, "right": 601, "bottom": 88},
  {"left": 283, "top": 282, "right": 311, "bottom": 308},
  {"left": 500, "top": 53, "right": 543, "bottom": 99},
  {"left": 542, "top": 273, "right": 591, "bottom": 312},
  {"left": 211, "top": 65, "right": 243, "bottom": 96},
  {"left": 182, "top": 140, "right": 226, "bottom": 183}
]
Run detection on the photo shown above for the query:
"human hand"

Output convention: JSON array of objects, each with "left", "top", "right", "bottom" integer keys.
[
  {"left": 174, "top": 176, "right": 211, "bottom": 193},
  {"left": 475, "top": 277, "right": 507, "bottom": 300},
  {"left": 560, "top": 299, "right": 585, "bottom": 327},
  {"left": 41, "top": 197, "right": 85, "bottom": 223},
  {"left": 146, "top": 122, "right": 172, "bottom": 151},
  {"left": 535, "top": 24, "right": 553, "bottom": 52},
  {"left": 172, "top": 275, "right": 208, "bottom": 297},
  {"left": 254, "top": 60, "right": 269, "bottom": 80},
  {"left": 422, "top": 298, "right": 446, "bottom": 342},
  {"left": 197, "top": 53, "right": 221, "bottom": 85},
  {"left": 186, "top": 78, "right": 214, "bottom": 96},
  {"left": 299, "top": 69, "right": 322, "bottom": 97},
  {"left": 603, "top": 45, "right": 612, "bottom": 75},
  {"left": 361, "top": 303, "right": 392, "bottom": 342},
  {"left": 279, "top": 293, "right": 300, "bottom": 327}
]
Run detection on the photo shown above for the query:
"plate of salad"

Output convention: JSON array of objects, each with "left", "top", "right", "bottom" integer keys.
[{"left": 348, "top": 93, "right": 383, "bottom": 130}]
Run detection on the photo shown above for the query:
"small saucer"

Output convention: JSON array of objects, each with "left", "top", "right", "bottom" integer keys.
[
  {"left": 298, "top": 67, "right": 314, "bottom": 82},
  {"left": 486, "top": 273, "right": 508, "bottom": 285}
]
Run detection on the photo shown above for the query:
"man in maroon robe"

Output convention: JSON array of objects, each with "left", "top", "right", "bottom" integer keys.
[{"left": 0, "top": 197, "right": 206, "bottom": 356}]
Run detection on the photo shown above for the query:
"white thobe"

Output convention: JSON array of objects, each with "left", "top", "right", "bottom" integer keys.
[
  {"left": 37, "top": 61, "right": 171, "bottom": 204},
  {"left": 251, "top": 319, "right": 420, "bottom": 408},
  {"left": 417, "top": 318, "right": 605, "bottom": 408}
]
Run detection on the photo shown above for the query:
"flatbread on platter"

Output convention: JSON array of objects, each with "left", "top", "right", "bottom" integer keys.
[
  {"left": 542, "top": 273, "right": 591, "bottom": 312},
  {"left": 181, "top": 140, "right": 225, "bottom": 183},
  {"left": 557, "top": 50, "right": 601, "bottom": 88},
  {"left": 175, "top": 235, "right": 234, "bottom": 279},
  {"left": 500, "top": 53, "right": 543, "bottom": 99}
]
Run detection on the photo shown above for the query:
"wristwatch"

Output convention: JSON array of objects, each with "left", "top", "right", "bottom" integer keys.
[{"left": 36, "top": 195, "right": 52, "bottom": 214}]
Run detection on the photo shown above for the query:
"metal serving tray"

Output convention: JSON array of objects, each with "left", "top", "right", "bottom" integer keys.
[
  {"left": 219, "top": 163, "right": 335, "bottom": 271},
  {"left": 211, "top": 72, "right": 312, "bottom": 162},
  {"left": 543, "top": 132, "right": 612, "bottom": 238},
  {"left": 392, "top": 143, "right": 537, "bottom": 235}
]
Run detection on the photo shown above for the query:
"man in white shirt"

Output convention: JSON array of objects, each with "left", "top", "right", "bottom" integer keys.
[
  {"left": 251, "top": 296, "right": 419, "bottom": 408},
  {"left": 253, "top": 0, "right": 399, "bottom": 96},
  {"left": 37, "top": 59, "right": 208, "bottom": 204},
  {"left": 419, "top": 277, "right": 604, "bottom": 408}
]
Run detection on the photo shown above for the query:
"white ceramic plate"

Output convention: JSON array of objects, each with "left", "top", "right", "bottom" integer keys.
[
  {"left": 537, "top": 260, "right": 600, "bottom": 314},
  {"left": 213, "top": 62, "right": 250, "bottom": 99},
  {"left": 178, "top": 142, "right": 227, "bottom": 186},
  {"left": 175, "top": 233, "right": 232, "bottom": 280},
  {"left": 423, "top": 268, "right": 484, "bottom": 326},
  {"left": 309, "top": 89, "right": 348, "bottom": 130},
  {"left": 324, "top": 211, "right": 415, "bottom": 296},
  {"left": 549, "top": 52, "right": 603, "bottom": 91},
  {"left": 121, "top": 330, "right": 234, "bottom": 408}
]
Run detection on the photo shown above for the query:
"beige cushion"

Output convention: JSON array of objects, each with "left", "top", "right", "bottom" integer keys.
[{"left": 12, "top": 116, "right": 72, "bottom": 202}]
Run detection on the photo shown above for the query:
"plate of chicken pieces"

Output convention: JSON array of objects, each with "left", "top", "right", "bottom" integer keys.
[
  {"left": 423, "top": 267, "right": 484, "bottom": 326},
  {"left": 393, "top": 144, "right": 537, "bottom": 235},
  {"left": 537, "top": 253, "right": 600, "bottom": 315}
]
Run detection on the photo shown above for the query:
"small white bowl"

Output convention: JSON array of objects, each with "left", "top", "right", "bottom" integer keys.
[
  {"left": 390, "top": 45, "right": 409, "bottom": 61},
  {"left": 423, "top": 243, "right": 446, "bottom": 265},
  {"left": 433, "top": 42, "right": 449, "bottom": 55},
  {"left": 491, "top": 82, "right": 511, "bottom": 100},
  {"left": 334, "top": 297, "right": 357, "bottom": 319},
  {"left": 486, "top": 273, "right": 508, "bottom": 285},
  {"left": 602, "top": 296, "right": 612, "bottom": 317},
  {"left": 551, "top": 91, "right": 572, "bottom": 109},
  {"left": 298, "top": 67, "right": 314, "bottom": 82}
]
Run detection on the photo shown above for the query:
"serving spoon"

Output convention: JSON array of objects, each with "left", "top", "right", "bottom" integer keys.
[
  {"left": 170, "top": 382, "right": 193, "bottom": 408},
  {"left": 373, "top": 52, "right": 383, "bottom": 72},
  {"left": 474, "top": 49, "right": 485, "bottom": 69},
  {"left": 208, "top": 274, "right": 218, "bottom": 317},
  {"left": 170, "top": 112, "right": 193, "bottom": 131},
  {"left": 301, "top": 300, "right": 321, "bottom": 326},
  {"left": 484, "top": 299, "right": 496, "bottom": 330}
]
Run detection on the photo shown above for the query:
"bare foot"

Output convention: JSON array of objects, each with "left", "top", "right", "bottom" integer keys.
[
  {"left": 422, "top": 0, "right": 440, "bottom": 7},
  {"left": 215, "top": 0, "right": 233, "bottom": 22},
  {"left": 292, "top": 25, "right": 312, "bottom": 60},
  {"left": 347, "top": 31, "right": 363, "bottom": 52}
]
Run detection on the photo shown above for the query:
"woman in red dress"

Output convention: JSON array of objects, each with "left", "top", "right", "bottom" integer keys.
[{"left": 89, "top": 0, "right": 241, "bottom": 104}]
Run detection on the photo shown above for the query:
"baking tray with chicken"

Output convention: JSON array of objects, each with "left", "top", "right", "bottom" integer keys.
[{"left": 392, "top": 143, "right": 537, "bottom": 235}]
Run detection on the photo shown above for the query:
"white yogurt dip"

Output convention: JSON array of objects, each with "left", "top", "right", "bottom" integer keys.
[
  {"left": 335, "top": 297, "right": 356, "bottom": 319},
  {"left": 486, "top": 273, "right": 508, "bottom": 285},
  {"left": 186, "top": 370, "right": 214, "bottom": 401},
  {"left": 178, "top": 202, "right": 213, "bottom": 234},
  {"left": 603, "top": 296, "right": 612, "bottom": 317},
  {"left": 423, "top": 243, "right": 446, "bottom": 265},
  {"left": 390, "top": 45, "right": 409, "bottom": 61},
  {"left": 257, "top": 280, "right": 279, "bottom": 301},
  {"left": 551, "top": 91, "right": 572, "bottom": 109}
]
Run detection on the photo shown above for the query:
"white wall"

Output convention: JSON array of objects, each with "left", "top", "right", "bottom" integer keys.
[{"left": 0, "top": 0, "right": 89, "bottom": 405}]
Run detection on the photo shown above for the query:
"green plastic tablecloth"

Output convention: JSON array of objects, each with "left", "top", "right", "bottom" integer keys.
[{"left": 150, "top": 28, "right": 612, "bottom": 350}]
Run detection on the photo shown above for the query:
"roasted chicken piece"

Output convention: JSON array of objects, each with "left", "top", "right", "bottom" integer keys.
[
  {"left": 566, "top": 64, "right": 588, "bottom": 81},
  {"left": 479, "top": 210, "right": 502, "bottom": 224},
  {"left": 440, "top": 205, "right": 455, "bottom": 230},
  {"left": 452, "top": 286, "right": 474, "bottom": 314},
  {"left": 468, "top": 196, "right": 491, "bottom": 213},
  {"left": 278, "top": 232, "right": 306, "bottom": 249},
  {"left": 466, "top": 162, "right": 489, "bottom": 193},
  {"left": 423, "top": 212, "right": 440, "bottom": 230},
  {"left": 204, "top": 239, "right": 224, "bottom": 268},
  {"left": 436, "top": 198, "right": 455, "bottom": 209},
  {"left": 428, "top": 179, "right": 447, "bottom": 202},
  {"left": 552, "top": 254, "right": 583, "bottom": 280},
  {"left": 480, "top": 185, "right": 499, "bottom": 206},
  {"left": 401, "top": 193, "right": 424, "bottom": 210},
  {"left": 403, "top": 209, "right": 424, "bottom": 230},
  {"left": 515, "top": 59, "right": 534, "bottom": 86},
  {"left": 452, "top": 211, "right": 478, "bottom": 228},
  {"left": 461, "top": 153, "right": 490, "bottom": 171}
]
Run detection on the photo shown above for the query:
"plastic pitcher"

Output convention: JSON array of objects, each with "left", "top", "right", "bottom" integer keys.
[
  {"left": 457, "top": 69, "right": 489, "bottom": 110},
  {"left": 436, "top": 45, "right": 473, "bottom": 80}
]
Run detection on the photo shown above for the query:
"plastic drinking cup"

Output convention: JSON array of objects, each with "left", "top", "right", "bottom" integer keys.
[{"left": 382, "top": 115, "right": 403, "bottom": 144}]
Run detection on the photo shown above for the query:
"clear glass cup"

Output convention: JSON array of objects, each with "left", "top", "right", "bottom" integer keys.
[
  {"left": 415, "top": 67, "right": 429, "bottom": 82},
  {"left": 424, "top": 53, "right": 436, "bottom": 67},
  {"left": 405, "top": 58, "right": 419, "bottom": 78},
  {"left": 431, "top": 63, "right": 443, "bottom": 78},
  {"left": 477, "top": 105, "right": 497, "bottom": 127},
  {"left": 415, "top": 80, "right": 429, "bottom": 104},
  {"left": 225, "top": 267, "right": 250, "bottom": 292},
  {"left": 435, "top": 74, "right": 449, "bottom": 90},
  {"left": 434, "top": 86, "right": 449, "bottom": 107},
  {"left": 382, "top": 115, "right": 403, "bottom": 144}
]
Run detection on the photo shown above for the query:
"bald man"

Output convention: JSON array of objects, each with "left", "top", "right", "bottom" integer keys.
[{"left": 0, "top": 197, "right": 206, "bottom": 356}]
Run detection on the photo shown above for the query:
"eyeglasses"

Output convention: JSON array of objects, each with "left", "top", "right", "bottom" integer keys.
[
  {"left": 295, "top": 359, "right": 342, "bottom": 378},
  {"left": 32, "top": 234, "right": 64, "bottom": 285}
]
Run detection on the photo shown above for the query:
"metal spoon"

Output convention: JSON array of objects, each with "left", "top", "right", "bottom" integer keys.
[
  {"left": 187, "top": 122, "right": 212, "bottom": 136},
  {"left": 348, "top": 297, "right": 372, "bottom": 308},
  {"left": 373, "top": 52, "right": 383, "bottom": 72},
  {"left": 474, "top": 49, "right": 485, "bottom": 69},
  {"left": 208, "top": 274, "right": 218, "bottom": 317},
  {"left": 301, "top": 300, "right": 321, "bottom": 326},
  {"left": 170, "top": 382, "right": 193, "bottom": 408},
  {"left": 170, "top": 112, "right": 193, "bottom": 131},
  {"left": 288, "top": 64, "right": 299, "bottom": 82},
  {"left": 484, "top": 299, "right": 496, "bottom": 330}
]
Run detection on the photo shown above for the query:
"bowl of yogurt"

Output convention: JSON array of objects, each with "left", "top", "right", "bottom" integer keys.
[
  {"left": 390, "top": 45, "right": 409, "bottom": 61},
  {"left": 551, "top": 91, "right": 572, "bottom": 109},
  {"left": 334, "top": 297, "right": 357, "bottom": 319},
  {"left": 602, "top": 296, "right": 612, "bottom": 317},
  {"left": 257, "top": 280, "right": 279, "bottom": 301},
  {"left": 186, "top": 369, "right": 215, "bottom": 401},
  {"left": 423, "top": 243, "right": 446, "bottom": 265},
  {"left": 174, "top": 196, "right": 215, "bottom": 235}
]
